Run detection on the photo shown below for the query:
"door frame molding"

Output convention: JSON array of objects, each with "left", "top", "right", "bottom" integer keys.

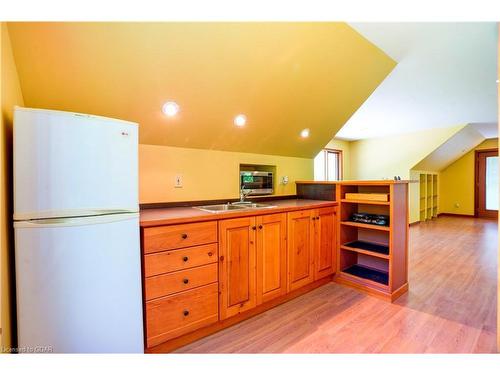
[{"left": 474, "top": 148, "right": 499, "bottom": 218}]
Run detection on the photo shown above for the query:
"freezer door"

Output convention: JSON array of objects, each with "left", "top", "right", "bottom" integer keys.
[
  {"left": 15, "top": 213, "right": 144, "bottom": 353},
  {"left": 14, "top": 107, "right": 138, "bottom": 220}
]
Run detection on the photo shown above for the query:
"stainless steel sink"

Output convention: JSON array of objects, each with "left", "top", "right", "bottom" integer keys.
[
  {"left": 194, "top": 202, "right": 276, "bottom": 213},
  {"left": 235, "top": 203, "right": 277, "bottom": 209},
  {"left": 195, "top": 204, "right": 246, "bottom": 213}
]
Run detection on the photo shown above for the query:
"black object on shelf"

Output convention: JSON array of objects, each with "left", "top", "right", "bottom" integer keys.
[
  {"left": 343, "top": 264, "right": 389, "bottom": 285},
  {"left": 343, "top": 240, "right": 389, "bottom": 255},
  {"left": 351, "top": 213, "right": 389, "bottom": 226}
]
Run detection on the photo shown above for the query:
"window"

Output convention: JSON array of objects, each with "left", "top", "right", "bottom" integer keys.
[
  {"left": 314, "top": 149, "right": 342, "bottom": 181},
  {"left": 485, "top": 155, "right": 499, "bottom": 210}
]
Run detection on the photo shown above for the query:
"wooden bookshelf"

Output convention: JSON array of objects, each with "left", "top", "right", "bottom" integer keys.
[
  {"left": 417, "top": 172, "right": 438, "bottom": 221},
  {"left": 335, "top": 181, "right": 409, "bottom": 302}
]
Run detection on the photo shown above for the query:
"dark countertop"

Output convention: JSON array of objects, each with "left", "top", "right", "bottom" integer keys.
[{"left": 140, "top": 199, "right": 337, "bottom": 227}]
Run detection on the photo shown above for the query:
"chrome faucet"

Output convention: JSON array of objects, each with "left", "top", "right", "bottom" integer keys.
[{"left": 239, "top": 184, "right": 253, "bottom": 203}]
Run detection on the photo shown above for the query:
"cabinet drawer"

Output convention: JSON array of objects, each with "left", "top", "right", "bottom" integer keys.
[
  {"left": 145, "top": 263, "right": 218, "bottom": 301},
  {"left": 143, "top": 221, "right": 217, "bottom": 254},
  {"left": 146, "top": 283, "right": 219, "bottom": 348},
  {"left": 144, "top": 243, "right": 218, "bottom": 276}
]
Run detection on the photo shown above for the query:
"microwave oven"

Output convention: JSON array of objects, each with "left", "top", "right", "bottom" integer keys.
[{"left": 240, "top": 171, "right": 274, "bottom": 195}]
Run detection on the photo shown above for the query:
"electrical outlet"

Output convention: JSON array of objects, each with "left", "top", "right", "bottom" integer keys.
[{"left": 174, "top": 175, "right": 183, "bottom": 188}]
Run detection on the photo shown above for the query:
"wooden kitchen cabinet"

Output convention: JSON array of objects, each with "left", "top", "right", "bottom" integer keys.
[
  {"left": 143, "top": 221, "right": 217, "bottom": 254},
  {"left": 313, "top": 206, "right": 337, "bottom": 280},
  {"left": 287, "top": 209, "right": 315, "bottom": 291},
  {"left": 146, "top": 283, "right": 218, "bottom": 347},
  {"left": 219, "top": 216, "right": 257, "bottom": 319},
  {"left": 141, "top": 200, "right": 342, "bottom": 352},
  {"left": 256, "top": 213, "right": 287, "bottom": 305},
  {"left": 219, "top": 213, "right": 288, "bottom": 315},
  {"left": 287, "top": 207, "right": 338, "bottom": 290},
  {"left": 142, "top": 220, "right": 219, "bottom": 348}
]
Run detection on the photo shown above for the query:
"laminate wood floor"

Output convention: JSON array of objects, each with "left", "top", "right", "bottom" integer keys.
[{"left": 176, "top": 217, "right": 498, "bottom": 353}]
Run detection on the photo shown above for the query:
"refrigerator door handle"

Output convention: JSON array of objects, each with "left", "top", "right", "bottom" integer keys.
[
  {"left": 14, "top": 213, "right": 139, "bottom": 228},
  {"left": 13, "top": 208, "right": 138, "bottom": 221}
]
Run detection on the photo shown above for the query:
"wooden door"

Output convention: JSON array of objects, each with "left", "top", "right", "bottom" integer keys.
[
  {"left": 314, "top": 206, "right": 337, "bottom": 280},
  {"left": 256, "top": 213, "right": 287, "bottom": 305},
  {"left": 287, "top": 210, "right": 315, "bottom": 292},
  {"left": 219, "top": 217, "right": 257, "bottom": 319},
  {"left": 475, "top": 149, "right": 499, "bottom": 218}
]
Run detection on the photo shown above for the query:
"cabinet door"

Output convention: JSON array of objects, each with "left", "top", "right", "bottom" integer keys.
[
  {"left": 219, "top": 216, "right": 257, "bottom": 320},
  {"left": 287, "top": 210, "right": 315, "bottom": 292},
  {"left": 256, "top": 213, "right": 287, "bottom": 305},
  {"left": 314, "top": 206, "right": 337, "bottom": 280}
]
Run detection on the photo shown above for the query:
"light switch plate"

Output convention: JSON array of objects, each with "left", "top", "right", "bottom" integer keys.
[{"left": 174, "top": 175, "right": 183, "bottom": 188}]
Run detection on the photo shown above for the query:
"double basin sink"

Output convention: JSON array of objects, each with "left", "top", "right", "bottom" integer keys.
[{"left": 195, "top": 202, "right": 277, "bottom": 213}]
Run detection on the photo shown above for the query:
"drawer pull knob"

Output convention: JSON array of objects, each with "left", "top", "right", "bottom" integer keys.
[
  {"left": 183, "top": 256, "right": 189, "bottom": 262},
  {"left": 183, "top": 278, "right": 189, "bottom": 284},
  {"left": 252, "top": 226, "right": 256, "bottom": 230},
  {"left": 181, "top": 233, "right": 188, "bottom": 239},
  {"left": 258, "top": 225, "right": 263, "bottom": 229},
  {"left": 208, "top": 252, "right": 213, "bottom": 257},
  {"left": 183, "top": 310, "right": 189, "bottom": 316}
]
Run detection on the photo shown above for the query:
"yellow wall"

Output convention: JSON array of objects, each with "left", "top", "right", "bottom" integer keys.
[
  {"left": 1, "top": 23, "right": 25, "bottom": 350},
  {"left": 139, "top": 144, "right": 313, "bottom": 204},
  {"left": 349, "top": 126, "right": 465, "bottom": 180},
  {"left": 323, "top": 139, "right": 351, "bottom": 180},
  {"left": 440, "top": 139, "right": 498, "bottom": 216},
  {"left": 348, "top": 126, "right": 464, "bottom": 224}
]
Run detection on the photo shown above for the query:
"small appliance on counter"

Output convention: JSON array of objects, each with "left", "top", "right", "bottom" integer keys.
[
  {"left": 351, "top": 213, "right": 390, "bottom": 226},
  {"left": 240, "top": 171, "right": 274, "bottom": 195}
]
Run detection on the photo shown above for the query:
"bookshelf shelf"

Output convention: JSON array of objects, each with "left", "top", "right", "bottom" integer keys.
[
  {"left": 342, "top": 264, "right": 389, "bottom": 286},
  {"left": 341, "top": 199, "right": 390, "bottom": 206},
  {"left": 340, "top": 221, "right": 390, "bottom": 231},
  {"left": 341, "top": 241, "right": 390, "bottom": 260}
]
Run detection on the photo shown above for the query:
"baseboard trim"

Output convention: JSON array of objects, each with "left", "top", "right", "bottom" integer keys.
[{"left": 437, "top": 213, "right": 475, "bottom": 218}]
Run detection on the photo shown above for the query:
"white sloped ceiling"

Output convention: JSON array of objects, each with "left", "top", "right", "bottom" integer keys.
[{"left": 337, "top": 22, "right": 498, "bottom": 141}]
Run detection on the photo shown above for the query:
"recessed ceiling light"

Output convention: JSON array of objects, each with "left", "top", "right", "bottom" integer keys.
[
  {"left": 162, "top": 101, "right": 179, "bottom": 117},
  {"left": 300, "top": 128, "right": 310, "bottom": 138},
  {"left": 234, "top": 114, "right": 247, "bottom": 127}
]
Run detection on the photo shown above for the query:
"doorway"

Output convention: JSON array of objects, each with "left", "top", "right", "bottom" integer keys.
[{"left": 475, "top": 148, "right": 499, "bottom": 218}]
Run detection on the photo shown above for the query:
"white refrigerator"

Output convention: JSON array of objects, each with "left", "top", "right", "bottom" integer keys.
[{"left": 13, "top": 107, "right": 144, "bottom": 353}]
